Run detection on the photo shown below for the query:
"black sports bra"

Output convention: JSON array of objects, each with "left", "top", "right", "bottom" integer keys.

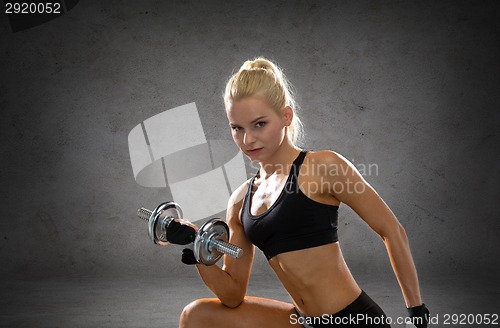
[{"left": 241, "top": 150, "right": 339, "bottom": 260}]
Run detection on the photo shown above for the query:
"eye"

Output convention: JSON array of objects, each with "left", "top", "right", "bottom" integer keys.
[
  {"left": 231, "top": 126, "right": 242, "bottom": 132},
  {"left": 256, "top": 121, "right": 266, "bottom": 128}
]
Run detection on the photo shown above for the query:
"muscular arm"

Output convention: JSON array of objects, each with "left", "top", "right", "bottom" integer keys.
[
  {"left": 320, "top": 150, "right": 423, "bottom": 307},
  {"left": 194, "top": 183, "right": 254, "bottom": 308}
]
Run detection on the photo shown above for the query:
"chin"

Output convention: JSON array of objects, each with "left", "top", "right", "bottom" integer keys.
[{"left": 244, "top": 150, "right": 264, "bottom": 162}]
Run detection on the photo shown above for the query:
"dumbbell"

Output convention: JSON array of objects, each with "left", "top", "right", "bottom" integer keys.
[{"left": 136, "top": 201, "right": 243, "bottom": 265}]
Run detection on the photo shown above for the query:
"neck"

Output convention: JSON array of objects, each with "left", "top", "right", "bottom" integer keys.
[{"left": 256, "top": 140, "right": 302, "bottom": 179}]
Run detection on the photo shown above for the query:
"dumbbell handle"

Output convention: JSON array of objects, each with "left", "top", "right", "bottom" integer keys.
[
  {"left": 137, "top": 207, "right": 243, "bottom": 259},
  {"left": 208, "top": 236, "right": 243, "bottom": 259},
  {"left": 137, "top": 207, "right": 159, "bottom": 222}
]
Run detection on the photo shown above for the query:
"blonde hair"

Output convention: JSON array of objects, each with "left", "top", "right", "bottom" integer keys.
[{"left": 224, "top": 57, "right": 304, "bottom": 146}]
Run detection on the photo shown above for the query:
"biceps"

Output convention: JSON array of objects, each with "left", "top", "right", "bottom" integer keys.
[
  {"left": 227, "top": 223, "right": 254, "bottom": 258},
  {"left": 222, "top": 219, "right": 254, "bottom": 282}
]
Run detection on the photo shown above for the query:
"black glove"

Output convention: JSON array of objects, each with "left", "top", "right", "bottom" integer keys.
[
  {"left": 166, "top": 219, "right": 196, "bottom": 245},
  {"left": 407, "top": 304, "right": 430, "bottom": 328},
  {"left": 181, "top": 248, "right": 198, "bottom": 265}
]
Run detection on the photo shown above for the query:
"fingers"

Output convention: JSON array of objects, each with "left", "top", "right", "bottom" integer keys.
[
  {"left": 407, "top": 304, "right": 430, "bottom": 328},
  {"left": 174, "top": 218, "right": 199, "bottom": 231},
  {"left": 166, "top": 220, "right": 196, "bottom": 245},
  {"left": 181, "top": 248, "right": 198, "bottom": 265}
]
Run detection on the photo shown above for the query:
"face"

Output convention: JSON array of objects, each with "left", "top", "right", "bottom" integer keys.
[{"left": 226, "top": 96, "right": 292, "bottom": 160}]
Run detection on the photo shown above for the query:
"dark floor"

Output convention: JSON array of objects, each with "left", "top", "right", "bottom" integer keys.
[{"left": 1, "top": 272, "right": 498, "bottom": 328}]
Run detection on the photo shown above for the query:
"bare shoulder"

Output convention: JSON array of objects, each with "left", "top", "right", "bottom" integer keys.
[
  {"left": 226, "top": 178, "right": 251, "bottom": 225},
  {"left": 306, "top": 149, "right": 351, "bottom": 167},
  {"left": 304, "top": 149, "right": 362, "bottom": 185}
]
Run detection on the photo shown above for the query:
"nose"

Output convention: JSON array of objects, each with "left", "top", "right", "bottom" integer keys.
[{"left": 243, "top": 131, "right": 256, "bottom": 145}]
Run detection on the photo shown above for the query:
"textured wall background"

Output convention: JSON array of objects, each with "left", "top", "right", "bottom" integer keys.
[{"left": 1, "top": 0, "right": 499, "bottom": 285}]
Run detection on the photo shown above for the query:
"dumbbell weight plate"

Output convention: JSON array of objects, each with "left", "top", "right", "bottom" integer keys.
[
  {"left": 149, "top": 201, "right": 183, "bottom": 245},
  {"left": 194, "top": 219, "right": 229, "bottom": 265}
]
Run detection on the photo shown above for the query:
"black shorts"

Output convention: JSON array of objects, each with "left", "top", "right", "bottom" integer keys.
[{"left": 294, "top": 290, "right": 391, "bottom": 327}]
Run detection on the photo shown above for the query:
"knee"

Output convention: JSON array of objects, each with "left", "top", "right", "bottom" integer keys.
[{"left": 179, "top": 298, "right": 219, "bottom": 328}]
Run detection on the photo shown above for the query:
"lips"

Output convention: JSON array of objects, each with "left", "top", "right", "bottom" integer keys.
[{"left": 246, "top": 148, "right": 263, "bottom": 154}]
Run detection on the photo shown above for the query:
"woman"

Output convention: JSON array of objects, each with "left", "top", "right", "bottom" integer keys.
[{"left": 169, "top": 57, "right": 429, "bottom": 327}]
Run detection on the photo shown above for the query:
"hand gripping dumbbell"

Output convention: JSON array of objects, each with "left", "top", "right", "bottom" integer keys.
[{"left": 136, "top": 201, "right": 243, "bottom": 265}]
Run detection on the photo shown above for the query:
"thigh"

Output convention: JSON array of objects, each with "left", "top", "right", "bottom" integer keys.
[{"left": 180, "top": 296, "right": 300, "bottom": 328}]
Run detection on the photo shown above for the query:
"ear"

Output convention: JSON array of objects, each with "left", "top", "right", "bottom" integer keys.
[{"left": 283, "top": 105, "right": 294, "bottom": 126}]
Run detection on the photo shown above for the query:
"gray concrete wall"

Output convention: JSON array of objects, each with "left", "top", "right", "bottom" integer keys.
[{"left": 1, "top": 0, "right": 499, "bottom": 284}]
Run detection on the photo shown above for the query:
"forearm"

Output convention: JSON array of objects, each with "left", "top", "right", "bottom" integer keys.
[
  {"left": 194, "top": 263, "right": 245, "bottom": 308},
  {"left": 383, "top": 224, "right": 423, "bottom": 307}
]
